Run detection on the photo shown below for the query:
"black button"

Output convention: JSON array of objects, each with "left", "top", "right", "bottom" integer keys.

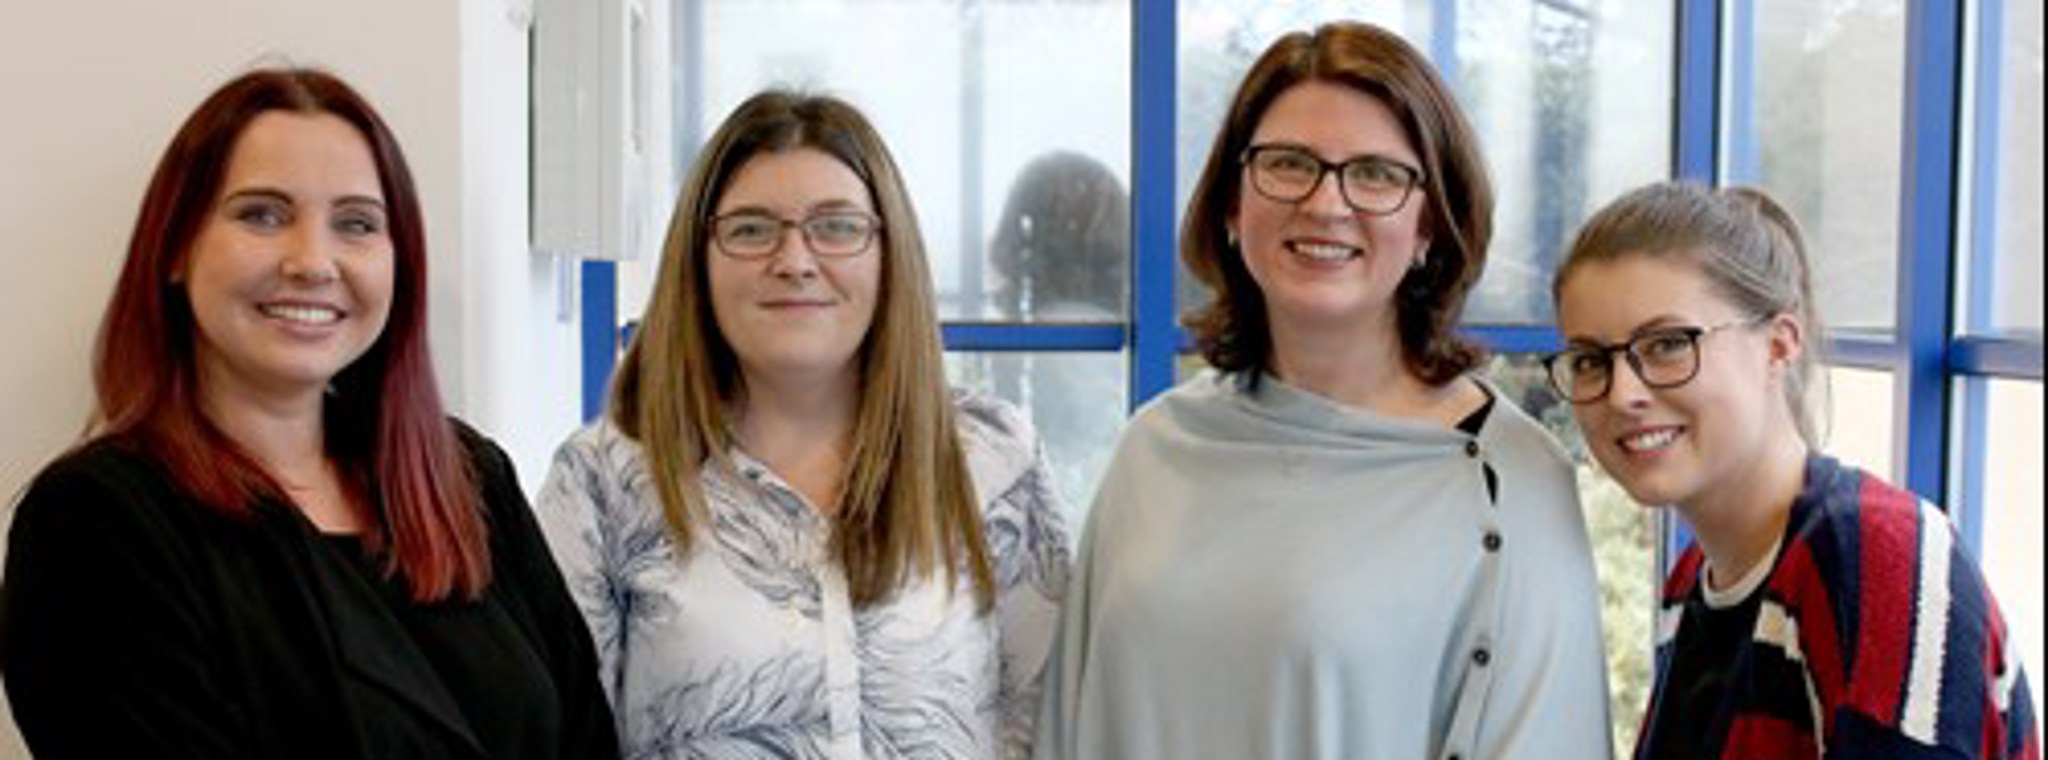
[
  {"left": 1464, "top": 440, "right": 1481, "bottom": 458},
  {"left": 1483, "top": 532, "right": 1502, "bottom": 552},
  {"left": 1472, "top": 648, "right": 1491, "bottom": 666}
]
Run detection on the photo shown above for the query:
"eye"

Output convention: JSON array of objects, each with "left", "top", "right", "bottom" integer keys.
[
  {"left": 1567, "top": 350, "right": 1610, "bottom": 376},
  {"left": 722, "top": 215, "right": 781, "bottom": 242},
  {"left": 333, "top": 209, "right": 387, "bottom": 238},
  {"left": 1258, "top": 149, "right": 1320, "bottom": 179},
  {"left": 807, "top": 214, "right": 870, "bottom": 242},
  {"left": 230, "top": 200, "right": 290, "bottom": 229},
  {"left": 1344, "top": 158, "right": 1413, "bottom": 189},
  {"left": 1637, "top": 331, "right": 1695, "bottom": 362}
]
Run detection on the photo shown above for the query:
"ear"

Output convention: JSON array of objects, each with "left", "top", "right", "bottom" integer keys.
[{"left": 1765, "top": 311, "right": 1805, "bottom": 377}]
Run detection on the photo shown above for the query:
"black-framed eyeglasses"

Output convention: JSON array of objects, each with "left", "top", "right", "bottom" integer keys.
[
  {"left": 1543, "top": 316, "right": 1770, "bottom": 404},
  {"left": 1240, "top": 143, "right": 1426, "bottom": 216},
  {"left": 709, "top": 210, "right": 882, "bottom": 259}
]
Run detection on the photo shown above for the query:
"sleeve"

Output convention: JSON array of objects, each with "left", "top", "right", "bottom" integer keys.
[
  {"left": 1827, "top": 498, "right": 2042, "bottom": 759},
  {"left": 529, "top": 427, "right": 630, "bottom": 713},
  {"left": 0, "top": 453, "right": 252, "bottom": 759},
  {"left": 1029, "top": 484, "right": 1102, "bottom": 760},
  {"left": 987, "top": 427, "right": 1075, "bottom": 760},
  {"left": 468, "top": 432, "right": 622, "bottom": 759}
]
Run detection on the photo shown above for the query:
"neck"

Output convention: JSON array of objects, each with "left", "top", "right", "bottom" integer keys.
[
  {"left": 1683, "top": 427, "right": 1810, "bottom": 592},
  {"left": 197, "top": 376, "right": 330, "bottom": 485},
  {"left": 733, "top": 368, "right": 860, "bottom": 512},
  {"left": 1268, "top": 311, "right": 1469, "bottom": 420}
]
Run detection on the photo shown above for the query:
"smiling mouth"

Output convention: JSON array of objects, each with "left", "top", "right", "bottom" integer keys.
[
  {"left": 1285, "top": 240, "right": 1361, "bottom": 263},
  {"left": 259, "top": 303, "right": 342, "bottom": 325},
  {"left": 1618, "top": 427, "right": 1682, "bottom": 454}
]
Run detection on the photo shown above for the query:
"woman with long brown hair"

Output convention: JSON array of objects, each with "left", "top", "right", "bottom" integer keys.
[
  {"left": 0, "top": 67, "right": 616, "bottom": 758},
  {"left": 534, "top": 89, "right": 1070, "bottom": 758}
]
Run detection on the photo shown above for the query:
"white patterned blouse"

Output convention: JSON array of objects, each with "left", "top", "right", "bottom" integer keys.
[{"left": 535, "top": 391, "right": 1071, "bottom": 760}]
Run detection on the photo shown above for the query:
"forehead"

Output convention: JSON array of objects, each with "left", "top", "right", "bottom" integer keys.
[
  {"left": 1556, "top": 255, "right": 1735, "bottom": 338},
  {"left": 1249, "top": 80, "right": 1413, "bottom": 159},
  {"left": 222, "top": 111, "right": 383, "bottom": 196},
  {"left": 717, "top": 148, "right": 872, "bottom": 212}
]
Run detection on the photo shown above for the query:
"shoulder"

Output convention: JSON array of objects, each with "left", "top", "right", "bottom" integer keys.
[
  {"left": 951, "top": 388, "right": 1039, "bottom": 480},
  {"left": 1470, "top": 376, "right": 1574, "bottom": 472},
  {"left": 12, "top": 438, "right": 188, "bottom": 537}
]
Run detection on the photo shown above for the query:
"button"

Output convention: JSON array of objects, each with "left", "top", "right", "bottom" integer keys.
[
  {"left": 1472, "top": 648, "right": 1491, "bottom": 666},
  {"left": 1464, "top": 440, "right": 1481, "bottom": 458},
  {"left": 1483, "top": 532, "right": 1502, "bottom": 552}
]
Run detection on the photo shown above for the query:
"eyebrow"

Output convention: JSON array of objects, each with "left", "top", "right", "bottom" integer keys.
[
  {"left": 1253, "top": 141, "right": 1415, "bottom": 165},
  {"left": 220, "top": 187, "right": 386, "bottom": 212},
  {"left": 1564, "top": 315, "right": 1694, "bottom": 347},
  {"left": 717, "top": 198, "right": 871, "bottom": 217}
]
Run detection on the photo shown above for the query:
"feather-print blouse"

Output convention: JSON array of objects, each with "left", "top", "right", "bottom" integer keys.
[{"left": 536, "top": 391, "right": 1071, "bottom": 760}]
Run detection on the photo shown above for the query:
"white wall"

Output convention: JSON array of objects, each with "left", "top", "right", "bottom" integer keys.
[{"left": 0, "top": 2, "right": 581, "bottom": 756}]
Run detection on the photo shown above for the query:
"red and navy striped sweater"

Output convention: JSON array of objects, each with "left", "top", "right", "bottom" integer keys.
[{"left": 1635, "top": 455, "right": 2040, "bottom": 759}]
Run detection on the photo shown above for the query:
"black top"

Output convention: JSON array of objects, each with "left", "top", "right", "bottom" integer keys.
[
  {"left": 0, "top": 424, "right": 619, "bottom": 760},
  {"left": 1643, "top": 584, "right": 1768, "bottom": 760}
]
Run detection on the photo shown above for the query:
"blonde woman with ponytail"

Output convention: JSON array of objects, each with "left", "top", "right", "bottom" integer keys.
[{"left": 1551, "top": 181, "right": 2038, "bottom": 758}]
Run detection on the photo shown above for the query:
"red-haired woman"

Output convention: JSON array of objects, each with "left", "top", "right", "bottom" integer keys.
[{"left": 0, "top": 67, "right": 617, "bottom": 759}]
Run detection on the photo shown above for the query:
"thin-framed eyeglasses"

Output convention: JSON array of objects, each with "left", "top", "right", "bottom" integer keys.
[
  {"left": 1543, "top": 316, "right": 1771, "bottom": 404},
  {"left": 709, "top": 210, "right": 882, "bottom": 259},
  {"left": 1240, "top": 143, "right": 1426, "bottom": 216}
]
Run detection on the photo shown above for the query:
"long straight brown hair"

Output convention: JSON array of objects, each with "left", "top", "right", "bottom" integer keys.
[
  {"left": 611, "top": 90, "right": 993, "bottom": 612},
  {"left": 94, "top": 67, "right": 488, "bottom": 602}
]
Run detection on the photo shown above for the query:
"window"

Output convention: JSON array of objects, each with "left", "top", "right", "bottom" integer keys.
[{"left": 1734, "top": 0, "right": 1906, "bottom": 334}]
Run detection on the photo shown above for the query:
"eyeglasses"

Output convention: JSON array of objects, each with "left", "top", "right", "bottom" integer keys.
[
  {"left": 1240, "top": 144, "right": 1426, "bottom": 216},
  {"left": 1543, "top": 317, "right": 1769, "bottom": 404},
  {"left": 709, "top": 210, "right": 882, "bottom": 259}
]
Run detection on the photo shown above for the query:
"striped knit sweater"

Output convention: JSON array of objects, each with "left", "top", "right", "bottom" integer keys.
[{"left": 1636, "top": 454, "right": 2040, "bottom": 759}]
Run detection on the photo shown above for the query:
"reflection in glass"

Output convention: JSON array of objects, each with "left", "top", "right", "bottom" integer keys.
[{"left": 988, "top": 152, "right": 1128, "bottom": 322}]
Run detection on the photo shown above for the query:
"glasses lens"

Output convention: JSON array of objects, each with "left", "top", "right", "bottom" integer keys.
[
  {"left": 717, "top": 214, "right": 782, "bottom": 256},
  {"left": 804, "top": 214, "right": 875, "bottom": 256},
  {"left": 1632, "top": 330, "right": 1701, "bottom": 387},
  {"left": 1251, "top": 148, "right": 1321, "bottom": 201},
  {"left": 1340, "top": 159, "right": 1416, "bottom": 214},
  {"left": 1554, "top": 350, "right": 1612, "bottom": 403}
]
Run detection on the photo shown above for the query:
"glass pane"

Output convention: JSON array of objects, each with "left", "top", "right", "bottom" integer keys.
[
  {"left": 1173, "top": 2, "right": 1674, "bottom": 326},
  {"left": 1976, "top": 379, "right": 2044, "bottom": 716},
  {"left": 1988, "top": 2, "right": 2044, "bottom": 334},
  {"left": 691, "top": 0, "right": 1130, "bottom": 322},
  {"left": 1822, "top": 365, "right": 1896, "bottom": 480},
  {"left": 945, "top": 351, "right": 1126, "bottom": 531},
  {"left": 1741, "top": 1, "right": 1905, "bottom": 332},
  {"left": 1482, "top": 353, "right": 1654, "bottom": 757}
]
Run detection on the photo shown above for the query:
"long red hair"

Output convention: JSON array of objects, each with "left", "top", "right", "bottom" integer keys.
[{"left": 94, "top": 67, "right": 487, "bottom": 601}]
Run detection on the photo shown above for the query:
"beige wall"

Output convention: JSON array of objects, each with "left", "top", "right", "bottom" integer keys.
[{"left": 0, "top": 2, "right": 582, "bottom": 755}]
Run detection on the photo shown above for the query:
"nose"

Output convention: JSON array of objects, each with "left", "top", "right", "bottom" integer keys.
[
  {"left": 1298, "top": 168, "right": 1353, "bottom": 219},
  {"left": 1603, "top": 353, "right": 1655, "bottom": 411},
  {"left": 279, "top": 221, "right": 339, "bottom": 285},
  {"left": 765, "top": 225, "right": 821, "bottom": 280}
]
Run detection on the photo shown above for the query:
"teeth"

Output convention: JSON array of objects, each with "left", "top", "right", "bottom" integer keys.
[
  {"left": 1288, "top": 242, "right": 1358, "bottom": 262},
  {"left": 260, "top": 304, "right": 340, "bottom": 325},
  {"left": 1620, "top": 428, "right": 1680, "bottom": 452}
]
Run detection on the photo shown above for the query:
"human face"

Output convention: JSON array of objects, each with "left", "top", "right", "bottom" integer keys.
[
  {"left": 1231, "top": 80, "right": 1431, "bottom": 337},
  {"left": 181, "top": 112, "right": 394, "bottom": 407},
  {"left": 1556, "top": 255, "right": 1796, "bottom": 510},
  {"left": 708, "top": 148, "right": 882, "bottom": 390}
]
